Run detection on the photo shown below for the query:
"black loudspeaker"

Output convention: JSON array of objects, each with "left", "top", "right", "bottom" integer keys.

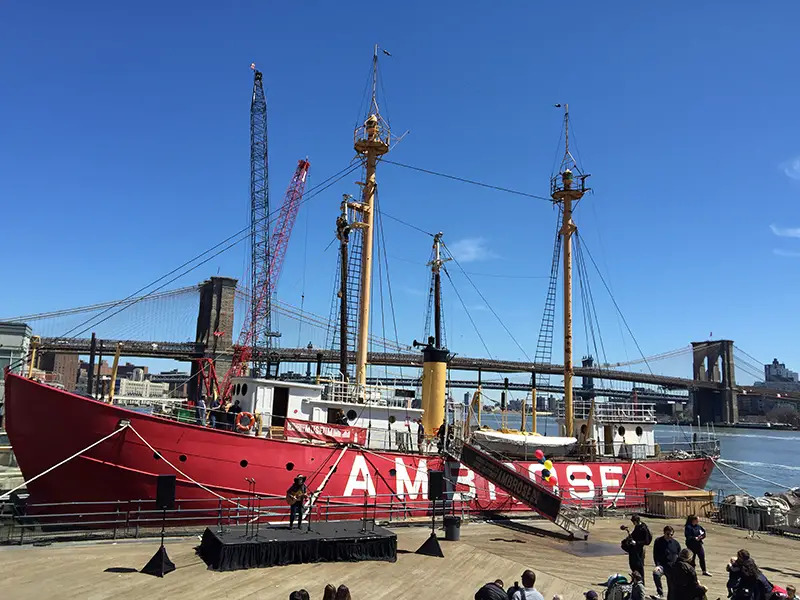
[
  {"left": 428, "top": 470, "right": 444, "bottom": 500},
  {"left": 156, "top": 474, "right": 176, "bottom": 510}
]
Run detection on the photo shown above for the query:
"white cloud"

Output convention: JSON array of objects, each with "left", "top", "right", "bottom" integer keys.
[
  {"left": 773, "top": 248, "right": 800, "bottom": 257},
  {"left": 448, "top": 237, "right": 496, "bottom": 263},
  {"left": 781, "top": 156, "right": 800, "bottom": 180},
  {"left": 770, "top": 224, "right": 800, "bottom": 238}
]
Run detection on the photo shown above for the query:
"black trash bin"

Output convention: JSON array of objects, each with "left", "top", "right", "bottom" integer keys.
[{"left": 443, "top": 515, "right": 461, "bottom": 541}]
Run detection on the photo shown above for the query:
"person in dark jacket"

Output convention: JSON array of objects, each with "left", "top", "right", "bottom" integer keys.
[
  {"left": 669, "top": 549, "right": 707, "bottom": 600},
  {"left": 685, "top": 514, "right": 711, "bottom": 576},
  {"left": 622, "top": 514, "right": 651, "bottom": 578},
  {"left": 653, "top": 525, "right": 681, "bottom": 598},
  {"left": 727, "top": 549, "right": 773, "bottom": 600},
  {"left": 475, "top": 579, "right": 507, "bottom": 600}
]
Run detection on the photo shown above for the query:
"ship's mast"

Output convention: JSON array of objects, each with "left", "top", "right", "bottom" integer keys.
[
  {"left": 336, "top": 196, "right": 351, "bottom": 379},
  {"left": 353, "top": 45, "right": 390, "bottom": 388},
  {"left": 429, "top": 232, "right": 450, "bottom": 348},
  {"left": 550, "top": 104, "right": 589, "bottom": 438}
]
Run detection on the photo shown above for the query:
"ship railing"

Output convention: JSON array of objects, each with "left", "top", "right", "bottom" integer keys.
[
  {"left": 557, "top": 400, "right": 657, "bottom": 423},
  {"left": 320, "top": 378, "right": 412, "bottom": 409},
  {"left": 0, "top": 492, "right": 471, "bottom": 545}
]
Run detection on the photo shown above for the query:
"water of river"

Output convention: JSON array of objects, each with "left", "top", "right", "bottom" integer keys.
[{"left": 477, "top": 413, "right": 800, "bottom": 496}]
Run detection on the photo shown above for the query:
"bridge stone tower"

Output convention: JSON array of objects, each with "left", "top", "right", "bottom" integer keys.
[
  {"left": 691, "top": 340, "right": 738, "bottom": 424},
  {"left": 189, "top": 276, "right": 237, "bottom": 400}
]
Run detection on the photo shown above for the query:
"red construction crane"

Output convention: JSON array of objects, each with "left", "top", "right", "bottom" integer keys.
[{"left": 203, "top": 158, "right": 311, "bottom": 401}]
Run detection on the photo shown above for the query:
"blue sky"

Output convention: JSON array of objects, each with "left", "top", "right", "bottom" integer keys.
[{"left": 2, "top": 2, "right": 800, "bottom": 383}]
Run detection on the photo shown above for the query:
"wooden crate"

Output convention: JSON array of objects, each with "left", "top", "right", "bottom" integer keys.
[{"left": 645, "top": 490, "right": 714, "bottom": 518}]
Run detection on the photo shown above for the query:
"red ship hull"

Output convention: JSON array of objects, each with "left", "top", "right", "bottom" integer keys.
[{"left": 4, "top": 375, "right": 713, "bottom": 520}]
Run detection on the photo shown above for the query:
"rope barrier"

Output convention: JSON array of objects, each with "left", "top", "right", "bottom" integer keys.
[
  {"left": 714, "top": 458, "right": 793, "bottom": 491},
  {"left": 0, "top": 424, "right": 129, "bottom": 500}
]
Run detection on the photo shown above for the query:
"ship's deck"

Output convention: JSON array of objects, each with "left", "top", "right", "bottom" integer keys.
[{"left": 1, "top": 518, "right": 797, "bottom": 599}]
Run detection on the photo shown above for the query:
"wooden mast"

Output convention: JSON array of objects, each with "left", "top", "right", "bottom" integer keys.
[
  {"left": 353, "top": 45, "right": 390, "bottom": 389},
  {"left": 550, "top": 104, "right": 589, "bottom": 438}
]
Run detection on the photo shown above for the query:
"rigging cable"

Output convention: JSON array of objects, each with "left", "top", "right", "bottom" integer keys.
[
  {"left": 441, "top": 241, "right": 532, "bottom": 362},
  {"left": 577, "top": 232, "right": 653, "bottom": 375},
  {"left": 441, "top": 266, "right": 493, "bottom": 359},
  {"left": 380, "top": 158, "right": 552, "bottom": 202},
  {"left": 20, "top": 161, "right": 362, "bottom": 362}
]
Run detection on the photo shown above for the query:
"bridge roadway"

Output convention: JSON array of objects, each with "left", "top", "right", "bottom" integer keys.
[{"left": 39, "top": 337, "right": 711, "bottom": 390}]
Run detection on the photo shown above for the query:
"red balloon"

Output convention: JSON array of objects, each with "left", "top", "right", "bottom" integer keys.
[
  {"left": 549, "top": 475, "right": 559, "bottom": 487},
  {"left": 534, "top": 449, "right": 545, "bottom": 460}
]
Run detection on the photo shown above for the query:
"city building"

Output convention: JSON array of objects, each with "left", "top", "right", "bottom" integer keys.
[
  {"left": 37, "top": 353, "right": 80, "bottom": 390},
  {"left": 754, "top": 358, "right": 800, "bottom": 392},
  {"left": 0, "top": 322, "right": 31, "bottom": 402}
]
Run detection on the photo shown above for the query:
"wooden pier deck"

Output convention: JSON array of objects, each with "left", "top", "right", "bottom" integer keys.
[{"left": 1, "top": 518, "right": 798, "bottom": 599}]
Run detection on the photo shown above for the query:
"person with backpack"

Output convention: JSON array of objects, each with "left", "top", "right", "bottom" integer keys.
[
  {"left": 621, "top": 514, "right": 652, "bottom": 580},
  {"left": 475, "top": 579, "right": 507, "bottom": 600},
  {"left": 669, "top": 549, "right": 708, "bottom": 600},
  {"left": 653, "top": 525, "right": 682, "bottom": 598},
  {"left": 509, "top": 570, "right": 545, "bottom": 600},
  {"left": 685, "top": 514, "right": 711, "bottom": 576}
]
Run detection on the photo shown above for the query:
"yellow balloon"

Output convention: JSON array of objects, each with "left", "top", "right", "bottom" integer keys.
[{"left": 543, "top": 460, "right": 554, "bottom": 471}]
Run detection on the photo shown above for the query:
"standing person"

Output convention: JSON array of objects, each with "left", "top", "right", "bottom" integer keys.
[
  {"left": 630, "top": 571, "right": 646, "bottom": 600},
  {"left": 0, "top": 401, "right": 5, "bottom": 429},
  {"left": 417, "top": 420, "right": 425, "bottom": 454},
  {"left": 286, "top": 474, "right": 307, "bottom": 530},
  {"left": 653, "top": 525, "right": 681, "bottom": 598},
  {"left": 669, "top": 549, "right": 707, "bottom": 600},
  {"left": 334, "top": 585, "right": 351, "bottom": 600},
  {"left": 195, "top": 394, "right": 207, "bottom": 426},
  {"left": 622, "top": 515, "right": 652, "bottom": 580},
  {"left": 209, "top": 397, "right": 221, "bottom": 429},
  {"left": 510, "top": 569, "right": 545, "bottom": 600},
  {"left": 228, "top": 399, "right": 242, "bottom": 430},
  {"left": 322, "top": 584, "right": 337, "bottom": 600},
  {"left": 685, "top": 515, "right": 711, "bottom": 576},
  {"left": 474, "top": 579, "right": 506, "bottom": 600}
]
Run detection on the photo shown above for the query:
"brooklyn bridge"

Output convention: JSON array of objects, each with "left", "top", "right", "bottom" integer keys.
[{"left": 3, "top": 276, "right": 797, "bottom": 425}]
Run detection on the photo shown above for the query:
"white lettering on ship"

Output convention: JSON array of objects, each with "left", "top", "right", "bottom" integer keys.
[
  {"left": 343, "top": 454, "right": 376, "bottom": 496},
  {"left": 453, "top": 466, "right": 476, "bottom": 501},
  {"left": 395, "top": 458, "right": 428, "bottom": 500},
  {"left": 600, "top": 465, "right": 626, "bottom": 500},
  {"left": 565, "top": 465, "right": 595, "bottom": 500}
]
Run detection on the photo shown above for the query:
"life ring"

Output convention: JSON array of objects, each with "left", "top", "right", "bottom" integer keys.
[{"left": 236, "top": 412, "right": 255, "bottom": 432}]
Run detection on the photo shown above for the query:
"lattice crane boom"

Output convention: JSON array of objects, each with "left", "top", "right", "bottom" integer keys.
[{"left": 269, "top": 159, "right": 310, "bottom": 293}]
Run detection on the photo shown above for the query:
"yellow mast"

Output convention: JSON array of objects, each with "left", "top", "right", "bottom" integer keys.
[
  {"left": 550, "top": 104, "right": 589, "bottom": 438},
  {"left": 353, "top": 45, "right": 390, "bottom": 388}
]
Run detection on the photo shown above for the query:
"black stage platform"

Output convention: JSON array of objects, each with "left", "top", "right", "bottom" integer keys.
[{"left": 198, "top": 522, "right": 397, "bottom": 571}]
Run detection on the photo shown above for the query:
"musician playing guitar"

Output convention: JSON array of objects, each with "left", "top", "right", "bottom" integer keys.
[{"left": 286, "top": 474, "right": 308, "bottom": 530}]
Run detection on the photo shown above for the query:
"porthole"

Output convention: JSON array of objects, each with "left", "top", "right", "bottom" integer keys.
[
  {"left": 346, "top": 410, "right": 357, "bottom": 421},
  {"left": 635, "top": 426, "right": 643, "bottom": 437},
  {"left": 179, "top": 455, "right": 187, "bottom": 462},
  {"left": 586, "top": 474, "right": 592, "bottom": 481},
  {"left": 235, "top": 384, "right": 240, "bottom": 396},
  {"left": 388, "top": 416, "right": 396, "bottom": 424},
  {"left": 645, "top": 473, "right": 650, "bottom": 479},
  {"left": 241, "top": 383, "right": 248, "bottom": 396},
  {"left": 153, "top": 452, "right": 161, "bottom": 460},
  {"left": 240, "top": 459, "right": 248, "bottom": 468},
  {"left": 389, "top": 468, "right": 397, "bottom": 477},
  {"left": 618, "top": 426, "right": 626, "bottom": 436},
  {"left": 677, "top": 471, "right": 681, "bottom": 477},
  {"left": 286, "top": 462, "right": 295, "bottom": 471},
  {"left": 569, "top": 474, "right": 575, "bottom": 481}
]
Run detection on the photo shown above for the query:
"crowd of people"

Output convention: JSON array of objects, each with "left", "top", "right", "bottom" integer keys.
[
  {"left": 289, "top": 584, "right": 351, "bottom": 600},
  {"left": 473, "top": 517, "right": 797, "bottom": 600},
  {"left": 617, "top": 513, "right": 796, "bottom": 600},
  {"left": 193, "top": 394, "right": 245, "bottom": 430}
]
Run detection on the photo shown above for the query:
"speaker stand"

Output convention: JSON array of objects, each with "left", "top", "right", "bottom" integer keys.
[
  {"left": 415, "top": 499, "right": 444, "bottom": 558},
  {"left": 141, "top": 508, "right": 176, "bottom": 577}
]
